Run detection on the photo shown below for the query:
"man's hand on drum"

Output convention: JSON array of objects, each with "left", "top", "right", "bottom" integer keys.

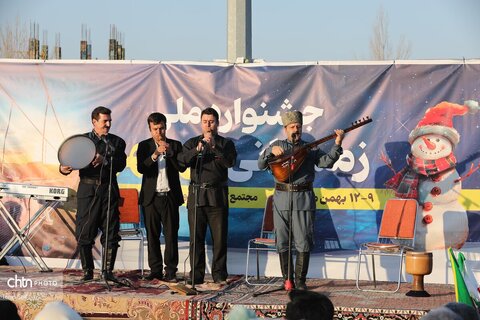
[{"left": 60, "top": 165, "right": 73, "bottom": 175}]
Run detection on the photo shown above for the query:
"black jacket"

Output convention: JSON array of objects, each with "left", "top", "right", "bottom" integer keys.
[{"left": 137, "top": 137, "right": 185, "bottom": 207}]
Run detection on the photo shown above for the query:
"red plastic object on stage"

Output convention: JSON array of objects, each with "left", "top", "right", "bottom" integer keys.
[{"left": 284, "top": 279, "right": 294, "bottom": 291}]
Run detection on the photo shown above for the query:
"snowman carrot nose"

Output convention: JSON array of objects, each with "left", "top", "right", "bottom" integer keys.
[{"left": 422, "top": 136, "right": 436, "bottom": 150}]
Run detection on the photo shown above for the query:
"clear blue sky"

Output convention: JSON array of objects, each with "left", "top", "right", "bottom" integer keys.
[{"left": 1, "top": 0, "right": 479, "bottom": 62}]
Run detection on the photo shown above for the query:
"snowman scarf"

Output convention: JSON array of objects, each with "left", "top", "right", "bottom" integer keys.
[{"left": 385, "top": 153, "right": 457, "bottom": 199}]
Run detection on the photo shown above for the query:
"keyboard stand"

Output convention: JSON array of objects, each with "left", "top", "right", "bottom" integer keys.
[{"left": 0, "top": 198, "right": 60, "bottom": 272}]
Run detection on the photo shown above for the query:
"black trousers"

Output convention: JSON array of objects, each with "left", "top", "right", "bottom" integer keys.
[
  {"left": 75, "top": 182, "right": 121, "bottom": 248},
  {"left": 188, "top": 205, "right": 228, "bottom": 282},
  {"left": 143, "top": 194, "right": 179, "bottom": 275}
]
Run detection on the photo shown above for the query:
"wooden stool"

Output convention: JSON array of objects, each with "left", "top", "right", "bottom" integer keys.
[{"left": 405, "top": 251, "right": 433, "bottom": 297}]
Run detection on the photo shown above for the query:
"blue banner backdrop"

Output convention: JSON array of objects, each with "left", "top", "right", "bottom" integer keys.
[{"left": 0, "top": 60, "right": 479, "bottom": 257}]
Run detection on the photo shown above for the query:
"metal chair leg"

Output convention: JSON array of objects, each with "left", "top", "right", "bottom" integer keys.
[
  {"left": 245, "top": 243, "right": 251, "bottom": 284},
  {"left": 356, "top": 249, "right": 404, "bottom": 293},
  {"left": 256, "top": 250, "right": 260, "bottom": 280}
]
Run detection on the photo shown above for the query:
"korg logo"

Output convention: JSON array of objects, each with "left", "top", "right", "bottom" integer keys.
[{"left": 49, "top": 188, "right": 65, "bottom": 194}]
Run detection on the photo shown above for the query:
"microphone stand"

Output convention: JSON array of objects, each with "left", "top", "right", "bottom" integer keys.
[
  {"left": 184, "top": 140, "right": 206, "bottom": 293},
  {"left": 284, "top": 145, "right": 295, "bottom": 291},
  {"left": 101, "top": 139, "right": 134, "bottom": 291}
]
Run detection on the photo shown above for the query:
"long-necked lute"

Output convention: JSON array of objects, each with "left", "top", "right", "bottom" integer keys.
[{"left": 268, "top": 116, "right": 372, "bottom": 182}]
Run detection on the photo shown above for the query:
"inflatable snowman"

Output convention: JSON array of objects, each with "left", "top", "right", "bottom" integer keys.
[{"left": 386, "top": 100, "right": 479, "bottom": 251}]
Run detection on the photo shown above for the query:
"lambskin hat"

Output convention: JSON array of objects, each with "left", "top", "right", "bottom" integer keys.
[{"left": 281, "top": 110, "right": 303, "bottom": 127}]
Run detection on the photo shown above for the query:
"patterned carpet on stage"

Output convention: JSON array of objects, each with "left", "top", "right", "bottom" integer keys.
[
  {"left": 0, "top": 267, "right": 455, "bottom": 319},
  {"left": 1, "top": 268, "right": 193, "bottom": 320},
  {"left": 197, "top": 277, "right": 455, "bottom": 320}
]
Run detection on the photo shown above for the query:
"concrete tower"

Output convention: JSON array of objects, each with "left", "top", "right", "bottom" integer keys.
[{"left": 227, "top": 0, "right": 252, "bottom": 63}]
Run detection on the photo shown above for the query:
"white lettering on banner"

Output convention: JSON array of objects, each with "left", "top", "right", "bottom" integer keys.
[
  {"left": 166, "top": 97, "right": 202, "bottom": 124},
  {"left": 352, "top": 142, "right": 369, "bottom": 182},
  {"left": 228, "top": 159, "right": 258, "bottom": 182},
  {"left": 329, "top": 141, "right": 370, "bottom": 183},
  {"left": 162, "top": 97, "right": 369, "bottom": 183},
  {"left": 302, "top": 105, "right": 325, "bottom": 125},
  {"left": 164, "top": 97, "right": 325, "bottom": 134},
  {"left": 217, "top": 103, "right": 233, "bottom": 132}
]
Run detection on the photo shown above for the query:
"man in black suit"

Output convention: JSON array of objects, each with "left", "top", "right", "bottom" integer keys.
[
  {"left": 137, "top": 112, "right": 185, "bottom": 282},
  {"left": 179, "top": 107, "right": 237, "bottom": 285}
]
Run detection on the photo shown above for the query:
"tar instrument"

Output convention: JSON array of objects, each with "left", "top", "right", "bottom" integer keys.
[
  {"left": 58, "top": 134, "right": 96, "bottom": 169},
  {"left": 268, "top": 117, "right": 372, "bottom": 182}
]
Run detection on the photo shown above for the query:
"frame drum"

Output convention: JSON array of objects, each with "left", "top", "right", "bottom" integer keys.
[{"left": 58, "top": 135, "right": 96, "bottom": 169}]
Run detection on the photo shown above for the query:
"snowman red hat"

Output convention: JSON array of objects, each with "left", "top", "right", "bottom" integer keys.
[{"left": 408, "top": 100, "right": 480, "bottom": 146}]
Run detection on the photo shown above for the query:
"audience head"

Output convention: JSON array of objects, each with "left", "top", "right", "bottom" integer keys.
[
  {"left": 421, "top": 306, "right": 462, "bottom": 320},
  {"left": 0, "top": 299, "right": 21, "bottom": 320},
  {"left": 34, "top": 301, "right": 83, "bottom": 320},
  {"left": 285, "top": 289, "right": 334, "bottom": 320},
  {"left": 227, "top": 305, "right": 258, "bottom": 320},
  {"left": 444, "top": 302, "right": 479, "bottom": 320}
]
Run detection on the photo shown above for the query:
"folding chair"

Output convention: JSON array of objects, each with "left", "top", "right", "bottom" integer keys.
[
  {"left": 356, "top": 198, "right": 419, "bottom": 293},
  {"left": 245, "top": 195, "right": 278, "bottom": 285},
  {"left": 118, "top": 188, "right": 146, "bottom": 275}
]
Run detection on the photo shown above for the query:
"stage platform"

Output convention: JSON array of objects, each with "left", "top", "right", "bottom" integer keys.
[{"left": 0, "top": 266, "right": 455, "bottom": 320}]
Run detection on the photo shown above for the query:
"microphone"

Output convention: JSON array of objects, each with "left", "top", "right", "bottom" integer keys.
[
  {"left": 102, "top": 135, "right": 116, "bottom": 153},
  {"left": 197, "top": 139, "right": 206, "bottom": 158},
  {"left": 201, "top": 132, "right": 214, "bottom": 146},
  {"left": 290, "top": 133, "right": 298, "bottom": 171},
  {"left": 291, "top": 133, "right": 298, "bottom": 143}
]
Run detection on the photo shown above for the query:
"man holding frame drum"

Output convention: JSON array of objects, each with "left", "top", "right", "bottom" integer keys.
[{"left": 59, "top": 106, "right": 127, "bottom": 282}]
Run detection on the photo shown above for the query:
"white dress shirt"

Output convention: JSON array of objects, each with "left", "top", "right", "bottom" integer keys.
[{"left": 152, "top": 143, "right": 170, "bottom": 193}]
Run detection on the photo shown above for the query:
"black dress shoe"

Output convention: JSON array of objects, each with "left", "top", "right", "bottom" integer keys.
[
  {"left": 295, "top": 280, "right": 307, "bottom": 290},
  {"left": 82, "top": 269, "right": 94, "bottom": 281},
  {"left": 102, "top": 270, "right": 119, "bottom": 282},
  {"left": 213, "top": 279, "right": 227, "bottom": 285},
  {"left": 164, "top": 273, "right": 177, "bottom": 283},
  {"left": 144, "top": 272, "right": 163, "bottom": 281}
]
